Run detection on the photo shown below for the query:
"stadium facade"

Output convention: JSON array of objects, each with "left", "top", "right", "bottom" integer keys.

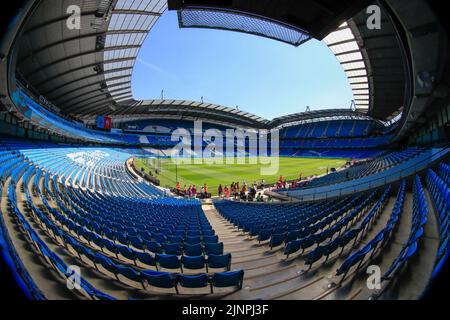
[{"left": 0, "top": 0, "right": 449, "bottom": 301}]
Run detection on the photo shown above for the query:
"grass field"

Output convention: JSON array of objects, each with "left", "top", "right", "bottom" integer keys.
[{"left": 134, "top": 157, "right": 347, "bottom": 195}]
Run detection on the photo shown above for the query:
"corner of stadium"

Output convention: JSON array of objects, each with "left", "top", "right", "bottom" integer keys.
[{"left": 0, "top": 0, "right": 449, "bottom": 311}]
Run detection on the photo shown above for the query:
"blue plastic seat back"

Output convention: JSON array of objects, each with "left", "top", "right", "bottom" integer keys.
[
  {"left": 142, "top": 270, "right": 176, "bottom": 289},
  {"left": 207, "top": 253, "right": 231, "bottom": 269},
  {"left": 118, "top": 245, "right": 135, "bottom": 260},
  {"left": 258, "top": 229, "right": 272, "bottom": 242},
  {"left": 144, "top": 240, "right": 162, "bottom": 254},
  {"left": 136, "top": 251, "right": 156, "bottom": 266},
  {"left": 182, "top": 255, "right": 206, "bottom": 270},
  {"left": 168, "top": 235, "right": 184, "bottom": 243},
  {"left": 177, "top": 274, "right": 209, "bottom": 288},
  {"left": 163, "top": 242, "right": 183, "bottom": 255},
  {"left": 203, "top": 235, "right": 219, "bottom": 243},
  {"left": 212, "top": 270, "right": 244, "bottom": 288},
  {"left": 187, "top": 230, "right": 201, "bottom": 237},
  {"left": 116, "top": 266, "right": 140, "bottom": 282},
  {"left": 270, "top": 233, "right": 286, "bottom": 247},
  {"left": 337, "top": 250, "right": 365, "bottom": 275},
  {"left": 95, "top": 254, "right": 117, "bottom": 273},
  {"left": 286, "top": 230, "right": 300, "bottom": 243},
  {"left": 184, "top": 243, "right": 203, "bottom": 256},
  {"left": 305, "top": 246, "right": 325, "bottom": 265},
  {"left": 156, "top": 254, "right": 181, "bottom": 269},
  {"left": 102, "top": 239, "right": 118, "bottom": 254},
  {"left": 205, "top": 242, "right": 224, "bottom": 255},
  {"left": 153, "top": 233, "right": 167, "bottom": 244},
  {"left": 202, "top": 230, "right": 215, "bottom": 237},
  {"left": 284, "top": 240, "right": 302, "bottom": 255},
  {"left": 185, "top": 236, "right": 201, "bottom": 245}
]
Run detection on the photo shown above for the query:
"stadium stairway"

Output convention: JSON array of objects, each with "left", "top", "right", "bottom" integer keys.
[{"left": 205, "top": 185, "right": 441, "bottom": 300}]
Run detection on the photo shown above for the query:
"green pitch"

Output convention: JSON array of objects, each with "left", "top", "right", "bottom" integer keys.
[{"left": 134, "top": 157, "right": 347, "bottom": 195}]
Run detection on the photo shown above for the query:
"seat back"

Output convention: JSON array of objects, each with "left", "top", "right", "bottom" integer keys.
[
  {"left": 142, "top": 270, "right": 176, "bottom": 289},
  {"left": 182, "top": 255, "right": 206, "bottom": 270},
  {"left": 177, "top": 274, "right": 209, "bottom": 288},
  {"left": 207, "top": 253, "right": 231, "bottom": 270},
  {"left": 205, "top": 242, "right": 224, "bottom": 255},
  {"left": 184, "top": 243, "right": 203, "bottom": 256},
  {"left": 212, "top": 270, "right": 244, "bottom": 289},
  {"left": 156, "top": 254, "right": 181, "bottom": 269}
]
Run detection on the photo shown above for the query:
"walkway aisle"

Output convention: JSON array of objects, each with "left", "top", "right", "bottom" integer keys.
[{"left": 202, "top": 201, "right": 335, "bottom": 300}]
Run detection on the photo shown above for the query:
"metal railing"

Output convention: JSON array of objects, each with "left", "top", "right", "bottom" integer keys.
[{"left": 285, "top": 147, "right": 450, "bottom": 202}]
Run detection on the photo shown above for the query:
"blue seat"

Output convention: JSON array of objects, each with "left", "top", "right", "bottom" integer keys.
[
  {"left": 76, "top": 244, "right": 95, "bottom": 262},
  {"left": 141, "top": 270, "right": 178, "bottom": 293},
  {"left": 163, "top": 242, "right": 183, "bottom": 255},
  {"left": 187, "top": 230, "right": 201, "bottom": 237},
  {"left": 129, "top": 235, "right": 144, "bottom": 250},
  {"left": 211, "top": 270, "right": 244, "bottom": 292},
  {"left": 203, "top": 235, "right": 219, "bottom": 243},
  {"left": 321, "top": 238, "right": 341, "bottom": 260},
  {"left": 269, "top": 233, "right": 286, "bottom": 249},
  {"left": 147, "top": 226, "right": 159, "bottom": 234},
  {"left": 103, "top": 226, "right": 116, "bottom": 239},
  {"left": 336, "top": 244, "right": 372, "bottom": 282},
  {"left": 102, "top": 239, "right": 118, "bottom": 256},
  {"left": 273, "top": 227, "right": 287, "bottom": 234},
  {"left": 156, "top": 254, "right": 182, "bottom": 272},
  {"left": 135, "top": 251, "right": 156, "bottom": 267},
  {"left": 184, "top": 243, "right": 203, "bottom": 256},
  {"left": 249, "top": 225, "right": 263, "bottom": 236},
  {"left": 176, "top": 274, "right": 209, "bottom": 289},
  {"left": 202, "top": 230, "right": 215, "bottom": 237},
  {"left": 300, "top": 234, "right": 318, "bottom": 251},
  {"left": 305, "top": 246, "right": 325, "bottom": 268},
  {"left": 205, "top": 242, "right": 224, "bottom": 255},
  {"left": 143, "top": 240, "right": 162, "bottom": 254},
  {"left": 117, "top": 245, "right": 136, "bottom": 262},
  {"left": 115, "top": 232, "right": 129, "bottom": 246},
  {"left": 182, "top": 255, "right": 206, "bottom": 270},
  {"left": 116, "top": 266, "right": 143, "bottom": 289},
  {"left": 167, "top": 235, "right": 184, "bottom": 243},
  {"left": 174, "top": 230, "right": 185, "bottom": 237},
  {"left": 284, "top": 240, "right": 302, "bottom": 259},
  {"left": 286, "top": 230, "right": 300, "bottom": 243},
  {"left": 94, "top": 254, "right": 117, "bottom": 276},
  {"left": 159, "top": 227, "right": 173, "bottom": 235},
  {"left": 91, "top": 234, "right": 104, "bottom": 250},
  {"left": 207, "top": 254, "right": 231, "bottom": 271},
  {"left": 185, "top": 236, "right": 201, "bottom": 245},
  {"left": 139, "top": 230, "right": 153, "bottom": 242},
  {"left": 257, "top": 229, "right": 272, "bottom": 243},
  {"left": 153, "top": 233, "right": 167, "bottom": 244}
]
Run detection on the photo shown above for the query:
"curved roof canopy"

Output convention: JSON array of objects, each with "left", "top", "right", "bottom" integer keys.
[
  {"left": 13, "top": 0, "right": 405, "bottom": 129},
  {"left": 269, "top": 109, "right": 380, "bottom": 128}
]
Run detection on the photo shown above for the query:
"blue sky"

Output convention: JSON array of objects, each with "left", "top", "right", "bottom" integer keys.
[{"left": 132, "top": 11, "right": 353, "bottom": 120}]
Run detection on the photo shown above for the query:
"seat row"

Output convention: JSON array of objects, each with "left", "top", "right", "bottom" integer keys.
[
  {"left": 426, "top": 166, "right": 450, "bottom": 278},
  {"left": 283, "top": 189, "right": 381, "bottom": 258},
  {"left": 304, "top": 185, "right": 392, "bottom": 269},
  {"left": 11, "top": 160, "right": 244, "bottom": 297},
  {"left": 382, "top": 175, "right": 428, "bottom": 282},
  {"left": 335, "top": 181, "right": 405, "bottom": 283}
]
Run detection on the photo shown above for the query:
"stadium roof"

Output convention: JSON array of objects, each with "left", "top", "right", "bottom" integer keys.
[
  {"left": 11, "top": 0, "right": 380, "bottom": 126},
  {"left": 268, "top": 109, "right": 380, "bottom": 128},
  {"left": 76, "top": 98, "right": 272, "bottom": 128},
  {"left": 3, "top": 0, "right": 445, "bottom": 138}
]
